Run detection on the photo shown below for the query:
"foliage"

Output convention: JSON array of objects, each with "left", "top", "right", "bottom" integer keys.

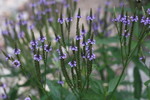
[{"left": 0, "top": 0, "right": 150, "bottom": 100}]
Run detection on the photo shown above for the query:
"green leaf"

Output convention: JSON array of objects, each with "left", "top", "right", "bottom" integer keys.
[
  {"left": 65, "top": 93, "right": 77, "bottom": 100},
  {"left": 144, "top": 40, "right": 150, "bottom": 49},
  {"left": 132, "top": 57, "right": 149, "bottom": 76},
  {"left": 90, "top": 79, "right": 104, "bottom": 94},
  {"left": 144, "top": 80, "right": 150, "bottom": 86},
  {"left": 46, "top": 80, "right": 61, "bottom": 100},
  {"left": 122, "top": 97, "right": 137, "bottom": 100},
  {"left": 41, "top": 94, "right": 53, "bottom": 100},
  {"left": 133, "top": 66, "right": 142, "bottom": 99},
  {"left": 30, "top": 96, "right": 38, "bottom": 100},
  {"left": 108, "top": 74, "right": 125, "bottom": 93},
  {"left": 106, "top": 67, "right": 115, "bottom": 81},
  {"left": 116, "top": 90, "right": 138, "bottom": 100},
  {"left": 96, "top": 36, "right": 119, "bottom": 45},
  {"left": 82, "top": 89, "right": 104, "bottom": 100},
  {"left": 148, "top": 86, "right": 150, "bottom": 99},
  {"left": 8, "top": 86, "right": 18, "bottom": 100}
]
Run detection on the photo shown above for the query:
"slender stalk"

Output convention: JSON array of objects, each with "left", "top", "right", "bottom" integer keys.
[
  {"left": 60, "top": 23, "right": 66, "bottom": 47},
  {"left": 108, "top": 29, "right": 147, "bottom": 99},
  {"left": 107, "top": 61, "right": 128, "bottom": 100},
  {"left": 76, "top": 8, "right": 82, "bottom": 91}
]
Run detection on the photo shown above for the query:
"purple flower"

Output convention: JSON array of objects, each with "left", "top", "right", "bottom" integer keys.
[
  {"left": 38, "top": 0, "right": 46, "bottom": 5},
  {"left": 141, "top": 16, "right": 146, "bottom": 23},
  {"left": 120, "top": 16, "right": 131, "bottom": 25},
  {"left": 86, "top": 16, "right": 95, "bottom": 21},
  {"left": 147, "top": 8, "right": 150, "bottom": 15},
  {"left": 64, "top": 4, "right": 70, "bottom": 8},
  {"left": 23, "top": 21, "right": 28, "bottom": 25},
  {"left": 57, "top": 80, "right": 64, "bottom": 84},
  {"left": 81, "top": 54, "right": 86, "bottom": 59},
  {"left": 48, "top": 17, "right": 54, "bottom": 22},
  {"left": 29, "top": 3, "right": 36, "bottom": 8},
  {"left": 92, "top": 23, "right": 99, "bottom": 31},
  {"left": 141, "top": 16, "right": 150, "bottom": 25},
  {"left": 30, "top": 40, "right": 38, "bottom": 46},
  {"left": 1, "top": 30, "right": 9, "bottom": 35},
  {"left": 76, "top": 35, "right": 82, "bottom": 40},
  {"left": 18, "top": 20, "right": 28, "bottom": 26},
  {"left": 24, "top": 97, "right": 31, "bottom": 100},
  {"left": 42, "top": 11, "right": 46, "bottom": 15},
  {"left": 81, "top": 41, "right": 88, "bottom": 46},
  {"left": 45, "top": 8, "right": 52, "bottom": 13},
  {"left": 87, "top": 39, "right": 96, "bottom": 44},
  {"left": 30, "top": 40, "right": 38, "bottom": 50},
  {"left": 122, "top": 30, "right": 130, "bottom": 38},
  {"left": 12, "top": 60, "right": 21, "bottom": 68},
  {"left": 70, "top": 46, "right": 78, "bottom": 51},
  {"left": 30, "top": 45, "right": 37, "bottom": 51},
  {"left": 120, "top": 16, "right": 127, "bottom": 21},
  {"left": 85, "top": 46, "right": 93, "bottom": 53},
  {"left": 5, "top": 20, "right": 11, "bottom": 26},
  {"left": 97, "top": 7, "right": 101, "bottom": 13},
  {"left": 36, "top": 11, "right": 42, "bottom": 16},
  {"left": 59, "top": 54, "right": 67, "bottom": 59},
  {"left": 44, "top": 1, "right": 50, "bottom": 5},
  {"left": 14, "top": 49, "right": 21, "bottom": 55},
  {"left": 44, "top": 45, "right": 52, "bottom": 52},
  {"left": 119, "top": 2, "right": 125, "bottom": 7},
  {"left": 37, "top": 15, "right": 42, "bottom": 20},
  {"left": 9, "top": 21, "right": 15, "bottom": 29},
  {"left": 81, "top": 29, "right": 87, "bottom": 35},
  {"left": 123, "top": 19, "right": 130, "bottom": 25},
  {"left": 130, "top": 16, "right": 138, "bottom": 22},
  {"left": 105, "top": 1, "right": 111, "bottom": 6},
  {"left": 68, "top": 61, "right": 77, "bottom": 67},
  {"left": 18, "top": 31, "right": 25, "bottom": 38},
  {"left": 38, "top": 36, "right": 46, "bottom": 42},
  {"left": 49, "top": 1, "right": 56, "bottom": 5},
  {"left": 86, "top": 46, "right": 90, "bottom": 51},
  {"left": 122, "top": 33, "right": 130, "bottom": 38},
  {"left": 28, "top": 24, "right": 35, "bottom": 30},
  {"left": 55, "top": 9, "right": 59, "bottom": 13},
  {"left": 66, "top": 17, "right": 73, "bottom": 22},
  {"left": 0, "top": 83, "right": 6, "bottom": 88},
  {"left": 0, "top": 94, "right": 7, "bottom": 99},
  {"left": 112, "top": 15, "right": 121, "bottom": 22},
  {"left": 55, "top": 36, "right": 61, "bottom": 42},
  {"left": 34, "top": 54, "right": 42, "bottom": 61},
  {"left": 18, "top": 13, "right": 23, "bottom": 19},
  {"left": 58, "top": 18, "right": 64, "bottom": 24},
  {"left": 76, "top": 15, "right": 82, "bottom": 19},
  {"left": 74, "top": 0, "right": 79, "bottom": 2},
  {"left": 6, "top": 54, "right": 11, "bottom": 61},
  {"left": 56, "top": 49, "right": 61, "bottom": 54},
  {"left": 87, "top": 53, "right": 96, "bottom": 61},
  {"left": 139, "top": 56, "right": 145, "bottom": 61}
]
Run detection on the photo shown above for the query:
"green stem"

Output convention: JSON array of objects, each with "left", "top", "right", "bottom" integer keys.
[
  {"left": 108, "top": 29, "right": 146, "bottom": 100},
  {"left": 107, "top": 61, "right": 127, "bottom": 100},
  {"left": 60, "top": 23, "right": 66, "bottom": 47}
]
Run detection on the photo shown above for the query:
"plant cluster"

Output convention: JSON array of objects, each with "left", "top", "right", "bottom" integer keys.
[{"left": 0, "top": 0, "right": 150, "bottom": 100}]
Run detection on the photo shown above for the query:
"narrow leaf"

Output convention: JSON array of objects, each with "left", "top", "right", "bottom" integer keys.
[{"left": 133, "top": 66, "right": 142, "bottom": 99}]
